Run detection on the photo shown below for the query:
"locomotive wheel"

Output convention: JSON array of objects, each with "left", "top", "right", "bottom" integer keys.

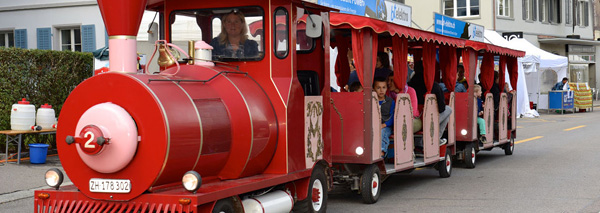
[
  {"left": 504, "top": 134, "right": 515, "bottom": 155},
  {"left": 464, "top": 143, "right": 476, "bottom": 169},
  {"left": 212, "top": 198, "right": 235, "bottom": 213},
  {"left": 438, "top": 148, "right": 452, "bottom": 178},
  {"left": 360, "top": 164, "right": 381, "bottom": 204},
  {"left": 293, "top": 166, "right": 328, "bottom": 213}
]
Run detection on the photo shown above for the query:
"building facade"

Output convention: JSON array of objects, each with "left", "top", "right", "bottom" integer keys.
[
  {"left": 407, "top": 0, "right": 600, "bottom": 89},
  {"left": 0, "top": 0, "right": 106, "bottom": 52}
]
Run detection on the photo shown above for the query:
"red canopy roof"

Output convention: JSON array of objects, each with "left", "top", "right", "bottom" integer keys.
[
  {"left": 465, "top": 40, "right": 525, "bottom": 58},
  {"left": 330, "top": 13, "right": 466, "bottom": 48},
  {"left": 330, "top": 13, "right": 525, "bottom": 58}
]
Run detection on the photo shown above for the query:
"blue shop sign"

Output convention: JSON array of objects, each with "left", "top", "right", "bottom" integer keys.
[
  {"left": 434, "top": 13, "right": 484, "bottom": 42},
  {"left": 318, "top": 0, "right": 411, "bottom": 27}
]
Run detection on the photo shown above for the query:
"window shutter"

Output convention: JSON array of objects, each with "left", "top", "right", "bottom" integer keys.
[
  {"left": 36, "top": 28, "right": 52, "bottom": 50},
  {"left": 81, "top": 24, "right": 96, "bottom": 52},
  {"left": 14, "top": 29, "right": 27, "bottom": 49},
  {"left": 532, "top": 0, "right": 537, "bottom": 21},
  {"left": 522, "top": 0, "right": 527, "bottom": 20}
]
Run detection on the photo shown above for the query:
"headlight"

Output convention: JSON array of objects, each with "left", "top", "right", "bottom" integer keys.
[
  {"left": 45, "top": 168, "right": 64, "bottom": 189},
  {"left": 355, "top": 147, "right": 364, "bottom": 155},
  {"left": 182, "top": 171, "right": 202, "bottom": 193},
  {"left": 461, "top": 129, "right": 468, "bottom": 136}
]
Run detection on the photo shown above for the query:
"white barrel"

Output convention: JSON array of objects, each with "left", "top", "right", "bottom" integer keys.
[
  {"left": 242, "top": 190, "right": 294, "bottom": 213},
  {"left": 11, "top": 98, "right": 36, "bottom": 130},
  {"left": 36, "top": 103, "right": 57, "bottom": 129}
]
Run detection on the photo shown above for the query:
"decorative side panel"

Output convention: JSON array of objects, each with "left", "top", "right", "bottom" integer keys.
[
  {"left": 499, "top": 94, "right": 508, "bottom": 142},
  {"left": 305, "top": 96, "right": 324, "bottom": 169},
  {"left": 448, "top": 92, "right": 456, "bottom": 147},
  {"left": 483, "top": 93, "right": 494, "bottom": 148},
  {"left": 511, "top": 91, "right": 517, "bottom": 131},
  {"left": 423, "top": 94, "right": 439, "bottom": 164},
  {"left": 372, "top": 92, "right": 382, "bottom": 161},
  {"left": 394, "top": 93, "right": 414, "bottom": 170}
]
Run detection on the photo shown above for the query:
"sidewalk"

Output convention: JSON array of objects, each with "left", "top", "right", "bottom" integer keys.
[{"left": 0, "top": 154, "right": 71, "bottom": 204}]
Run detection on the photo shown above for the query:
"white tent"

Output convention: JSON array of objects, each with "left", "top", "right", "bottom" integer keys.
[
  {"left": 483, "top": 30, "right": 539, "bottom": 117},
  {"left": 507, "top": 38, "right": 568, "bottom": 75},
  {"left": 507, "top": 38, "right": 568, "bottom": 110}
]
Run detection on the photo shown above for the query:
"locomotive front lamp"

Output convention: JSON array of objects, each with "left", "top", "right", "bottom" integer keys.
[
  {"left": 355, "top": 147, "right": 364, "bottom": 155},
  {"left": 461, "top": 129, "right": 468, "bottom": 136},
  {"left": 182, "top": 171, "right": 202, "bottom": 193},
  {"left": 45, "top": 168, "right": 64, "bottom": 190}
]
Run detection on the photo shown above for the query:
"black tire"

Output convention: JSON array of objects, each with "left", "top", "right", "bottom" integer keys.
[
  {"left": 438, "top": 148, "right": 452, "bottom": 178},
  {"left": 504, "top": 133, "right": 515, "bottom": 155},
  {"left": 212, "top": 198, "right": 235, "bottom": 213},
  {"left": 293, "top": 166, "right": 328, "bottom": 213},
  {"left": 360, "top": 164, "right": 381, "bottom": 204},
  {"left": 464, "top": 142, "right": 476, "bottom": 169}
]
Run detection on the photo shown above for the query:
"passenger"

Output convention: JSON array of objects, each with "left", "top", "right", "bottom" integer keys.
[
  {"left": 490, "top": 71, "right": 501, "bottom": 113},
  {"left": 387, "top": 73, "right": 420, "bottom": 132},
  {"left": 473, "top": 85, "right": 488, "bottom": 144},
  {"left": 408, "top": 61, "right": 452, "bottom": 143},
  {"left": 552, "top": 77, "right": 569, "bottom": 91},
  {"left": 346, "top": 49, "right": 360, "bottom": 91},
  {"left": 349, "top": 82, "right": 363, "bottom": 92},
  {"left": 210, "top": 10, "right": 259, "bottom": 59},
  {"left": 374, "top": 52, "right": 392, "bottom": 79},
  {"left": 455, "top": 65, "right": 467, "bottom": 92},
  {"left": 374, "top": 77, "right": 395, "bottom": 157}
]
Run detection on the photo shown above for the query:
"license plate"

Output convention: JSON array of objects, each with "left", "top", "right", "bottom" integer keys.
[{"left": 89, "top": 178, "right": 131, "bottom": 193}]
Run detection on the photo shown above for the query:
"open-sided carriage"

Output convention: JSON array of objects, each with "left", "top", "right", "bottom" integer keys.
[{"left": 455, "top": 41, "right": 524, "bottom": 168}]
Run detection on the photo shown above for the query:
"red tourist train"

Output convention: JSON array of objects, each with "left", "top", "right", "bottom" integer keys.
[{"left": 34, "top": 0, "right": 524, "bottom": 212}]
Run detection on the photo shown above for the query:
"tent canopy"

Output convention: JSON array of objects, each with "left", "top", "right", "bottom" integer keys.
[{"left": 507, "top": 38, "right": 568, "bottom": 69}]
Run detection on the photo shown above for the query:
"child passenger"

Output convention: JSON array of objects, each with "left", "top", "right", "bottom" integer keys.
[
  {"left": 374, "top": 77, "right": 395, "bottom": 157},
  {"left": 473, "top": 85, "right": 488, "bottom": 143}
]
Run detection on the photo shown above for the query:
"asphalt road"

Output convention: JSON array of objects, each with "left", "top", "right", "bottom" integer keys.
[
  {"left": 328, "top": 109, "right": 600, "bottom": 212},
  {"left": 2, "top": 109, "right": 600, "bottom": 212}
]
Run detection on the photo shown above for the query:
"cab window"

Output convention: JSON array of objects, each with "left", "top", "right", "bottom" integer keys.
[{"left": 170, "top": 7, "right": 264, "bottom": 61}]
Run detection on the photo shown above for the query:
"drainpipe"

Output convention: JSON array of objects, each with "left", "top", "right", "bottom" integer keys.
[{"left": 493, "top": 0, "right": 496, "bottom": 30}]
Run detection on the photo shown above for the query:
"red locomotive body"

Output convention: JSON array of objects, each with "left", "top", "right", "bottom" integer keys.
[{"left": 35, "top": 0, "right": 335, "bottom": 212}]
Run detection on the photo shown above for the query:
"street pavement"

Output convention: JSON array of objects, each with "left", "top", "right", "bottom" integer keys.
[{"left": 1, "top": 101, "right": 600, "bottom": 212}]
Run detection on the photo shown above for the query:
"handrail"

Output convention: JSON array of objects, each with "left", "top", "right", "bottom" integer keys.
[{"left": 147, "top": 71, "right": 248, "bottom": 84}]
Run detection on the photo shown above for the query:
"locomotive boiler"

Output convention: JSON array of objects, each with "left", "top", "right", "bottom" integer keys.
[{"left": 58, "top": 65, "right": 278, "bottom": 201}]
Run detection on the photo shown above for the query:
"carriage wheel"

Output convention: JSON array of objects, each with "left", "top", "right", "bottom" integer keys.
[
  {"left": 360, "top": 164, "right": 381, "bottom": 204},
  {"left": 212, "top": 198, "right": 235, "bottom": 213},
  {"left": 464, "top": 143, "right": 476, "bottom": 169},
  {"left": 293, "top": 166, "right": 328, "bottom": 213},
  {"left": 504, "top": 133, "right": 515, "bottom": 155},
  {"left": 438, "top": 148, "right": 452, "bottom": 178}
]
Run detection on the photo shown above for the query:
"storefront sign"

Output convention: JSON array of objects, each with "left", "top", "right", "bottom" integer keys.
[
  {"left": 317, "top": 0, "right": 411, "bottom": 27},
  {"left": 502, "top": 32, "right": 523, "bottom": 41},
  {"left": 434, "top": 13, "right": 484, "bottom": 42},
  {"left": 568, "top": 45, "right": 596, "bottom": 53}
]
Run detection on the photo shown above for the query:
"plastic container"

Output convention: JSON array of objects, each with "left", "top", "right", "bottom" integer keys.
[
  {"left": 36, "top": 103, "right": 57, "bottom": 129},
  {"left": 29, "top": 143, "right": 49, "bottom": 164},
  {"left": 11, "top": 98, "right": 36, "bottom": 130}
]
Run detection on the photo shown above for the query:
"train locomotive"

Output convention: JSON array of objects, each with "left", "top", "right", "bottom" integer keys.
[{"left": 35, "top": 0, "right": 335, "bottom": 212}]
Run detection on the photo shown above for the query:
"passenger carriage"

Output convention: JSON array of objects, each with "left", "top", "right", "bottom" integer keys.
[
  {"left": 327, "top": 13, "right": 463, "bottom": 204},
  {"left": 455, "top": 41, "right": 524, "bottom": 168}
]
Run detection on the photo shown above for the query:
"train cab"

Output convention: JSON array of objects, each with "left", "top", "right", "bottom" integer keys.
[{"left": 35, "top": 0, "right": 338, "bottom": 212}]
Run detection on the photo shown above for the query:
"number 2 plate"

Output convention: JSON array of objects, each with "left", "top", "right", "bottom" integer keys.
[{"left": 89, "top": 178, "right": 131, "bottom": 193}]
